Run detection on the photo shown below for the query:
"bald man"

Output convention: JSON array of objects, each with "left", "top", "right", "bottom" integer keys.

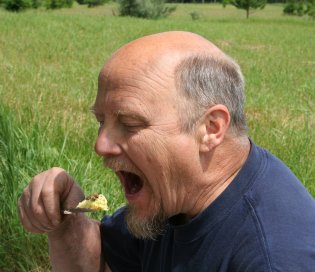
[{"left": 18, "top": 32, "right": 315, "bottom": 271}]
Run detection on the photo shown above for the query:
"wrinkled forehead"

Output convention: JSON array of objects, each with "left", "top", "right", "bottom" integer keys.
[
  {"left": 97, "top": 51, "right": 182, "bottom": 101},
  {"left": 93, "top": 56, "right": 180, "bottom": 118}
]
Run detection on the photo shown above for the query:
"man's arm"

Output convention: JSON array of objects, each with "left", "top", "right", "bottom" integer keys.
[
  {"left": 18, "top": 167, "right": 110, "bottom": 271},
  {"left": 48, "top": 215, "right": 105, "bottom": 271}
]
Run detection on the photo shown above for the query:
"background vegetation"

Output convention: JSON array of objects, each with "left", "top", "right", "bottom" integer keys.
[{"left": 0, "top": 3, "right": 314, "bottom": 271}]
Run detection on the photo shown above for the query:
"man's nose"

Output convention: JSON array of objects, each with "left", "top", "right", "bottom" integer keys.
[{"left": 94, "top": 127, "right": 122, "bottom": 157}]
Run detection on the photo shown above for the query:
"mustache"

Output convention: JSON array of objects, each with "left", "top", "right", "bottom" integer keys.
[{"left": 103, "top": 157, "right": 138, "bottom": 173}]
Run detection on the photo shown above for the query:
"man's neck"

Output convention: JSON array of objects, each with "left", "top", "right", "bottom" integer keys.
[{"left": 186, "top": 136, "right": 251, "bottom": 218}]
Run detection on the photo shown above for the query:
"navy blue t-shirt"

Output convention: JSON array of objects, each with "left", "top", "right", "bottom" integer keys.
[{"left": 101, "top": 143, "right": 315, "bottom": 271}]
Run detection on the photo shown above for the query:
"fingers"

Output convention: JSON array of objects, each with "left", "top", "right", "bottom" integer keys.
[
  {"left": 18, "top": 167, "right": 81, "bottom": 234},
  {"left": 41, "top": 182, "right": 62, "bottom": 227},
  {"left": 18, "top": 188, "right": 39, "bottom": 233},
  {"left": 18, "top": 183, "right": 56, "bottom": 233},
  {"left": 18, "top": 199, "right": 51, "bottom": 233},
  {"left": 18, "top": 186, "right": 50, "bottom": 233},
  {"left": 30, "top": 178, "right": 60, "bottom": 230}
]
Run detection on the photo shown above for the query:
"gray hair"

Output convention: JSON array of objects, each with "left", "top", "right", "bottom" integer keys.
[{"left": 174, "top": 54, "right": 247, "bottom": 136}]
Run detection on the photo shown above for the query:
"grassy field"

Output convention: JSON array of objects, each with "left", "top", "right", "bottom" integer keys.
[{"left": 0, "top": 3, "right": 314, "bottom": 271}]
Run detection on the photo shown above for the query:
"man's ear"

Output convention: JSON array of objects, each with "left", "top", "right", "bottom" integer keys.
[{"left": 198, "top": 104, "right": 230, "bottom": 153}]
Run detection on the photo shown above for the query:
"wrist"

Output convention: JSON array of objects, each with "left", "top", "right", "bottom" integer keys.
[{"left": 48, "top": 213, "right": 87, "bottom": 240}]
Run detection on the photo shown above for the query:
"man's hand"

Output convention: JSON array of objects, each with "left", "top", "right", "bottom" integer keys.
[
  {"left": 17, "top": 167, "right": 108, "bottom": 271},
  {"left": 18, "top": 167, "right": 85, "bottom": 234}
]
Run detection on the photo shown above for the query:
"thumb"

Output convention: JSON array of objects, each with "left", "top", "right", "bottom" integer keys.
[{"left": 61, "top": 181, "right": 85, "bottom": 210}]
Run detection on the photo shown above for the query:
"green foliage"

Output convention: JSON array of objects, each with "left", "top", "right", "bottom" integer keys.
[
  {"left": 87, "top": 0, "right": 107, "bottom": 7},
  {"left": 31, "top": 0, "right": 42, "bottom": 8},
  {"left": 2, "top": 0, "right": 42, "bottom": 10},
  {"left": 283, "top": 1, "right": 296, "bottom": 14},
  {"left": 283, "top": 0, "right": 315, "bottom": 17},
  {"left": 0, "top": 0, "right": 43, "bottom": 12},
  {"left": 118, "top": 0, "right": 176, "bottom": 19},
  {"left": 0, "top": 105, "right": 50, "bottom": 271},
  {"left": 118, "top": 0, "right": 139, "bottom": 16},
  {"left": 4, "top": 0, "right": 31, "bottom": 11},
  {"left": 76, "top": 0, "right": 107, "bottom": 7},
  {"left": 308, "top": 4, "right": 315, "bottom": 17},
  {"left": 223, "top": 0, "right": 266, "bottom": 18},
  {"left": 190, "top": 10, "right": 201, "bottom": 19},
  {"left": 45, "top": 0, "right": 73, "bottom": 9}
]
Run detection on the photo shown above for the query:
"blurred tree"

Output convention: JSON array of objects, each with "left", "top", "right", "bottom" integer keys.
[
  {"left": 76, "top": 0, "right": 107, "bottom": 7},
  {"left": 223, "top": 0, "right": 266, "bottom": 18},
  {"left": 4, "top": 0, "right": 31, "bottom": 11},
  {"left": 45, "top": 0, "right": 73, "bottom": 8},
  {"left": 118, "top": 0, "right": 176, "bottom": 19},
  {"left": 31, "top": 0, "right": 42, "bottom": 8},
  {"left": 86, "top": 0, "right": 106, "bottom": 7},
  {"left": 283, "top": 0, "right": 315, "bottom": 18}
]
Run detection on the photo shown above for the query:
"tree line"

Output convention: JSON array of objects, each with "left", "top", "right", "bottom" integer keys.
[{"left": 0, "top": 0, "right": 314, "bottom": 19}]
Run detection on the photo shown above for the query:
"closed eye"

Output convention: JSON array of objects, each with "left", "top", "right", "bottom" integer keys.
[
  {"left": 117, "top": 113, "right": 149, "bottom": 133},
  {"left": 120, "top": 121, "right": 145, "bottom": 133}
]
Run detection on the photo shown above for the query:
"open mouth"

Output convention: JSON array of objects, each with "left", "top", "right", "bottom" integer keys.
[{"left": 118, "top": 171, "right": 144, "bottom": 195}]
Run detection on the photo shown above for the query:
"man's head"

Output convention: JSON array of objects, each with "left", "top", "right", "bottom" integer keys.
[{"left": 92, "top": 31, "right": 247, "bottom": 239}]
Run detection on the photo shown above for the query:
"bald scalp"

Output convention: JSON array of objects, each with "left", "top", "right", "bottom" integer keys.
[
  {"left": 98, "top": 31, "right": 247, "bottom": 136},
  {"left": 101, "top": 31, "right": 225, "bottom": 79}
]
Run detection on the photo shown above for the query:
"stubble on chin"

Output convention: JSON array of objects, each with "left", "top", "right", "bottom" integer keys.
[
  {"left": 125, "top": 204, "right": 167, "bottom": 240},
  {"left": 103, "top": 157, "right": 167, "bottom": 239}
]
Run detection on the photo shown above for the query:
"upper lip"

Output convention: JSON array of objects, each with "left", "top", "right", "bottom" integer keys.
[
  {"left": 103, "top": 158, "right": 145, "bottom": 189},
  {"left": 104, "top": 159, "right": 139, "bottom": 175}
]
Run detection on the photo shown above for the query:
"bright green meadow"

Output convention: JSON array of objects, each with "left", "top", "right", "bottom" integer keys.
[{"left": 0, "top": 3, "right": 314, "bottom": 271}]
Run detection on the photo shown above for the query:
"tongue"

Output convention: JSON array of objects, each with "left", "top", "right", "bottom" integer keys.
[{"left": 130, "top": 179, "right": 142, "bottom": 194}]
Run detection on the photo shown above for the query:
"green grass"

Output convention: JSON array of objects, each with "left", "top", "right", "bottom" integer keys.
[{"left": 0, "top": 3, "right": 314, "bottom": 271}]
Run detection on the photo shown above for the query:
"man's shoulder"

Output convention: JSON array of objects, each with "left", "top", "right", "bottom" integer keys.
[
  {"left": 247, "top": 143, "right": 313, "bottom": 205},
  {"left": 247, "top": 144, "right": 314, "bottom": 214},
  {"left": 240, "top": 147, "right": 315, "bottom": 271},
  {"left": 227, "top": 143, "right": 315, "bottom": 271}
]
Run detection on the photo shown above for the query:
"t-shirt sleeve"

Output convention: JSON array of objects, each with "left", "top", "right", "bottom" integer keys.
[{"left": 100, "top": 207, "right": 142, "bottom": 272}]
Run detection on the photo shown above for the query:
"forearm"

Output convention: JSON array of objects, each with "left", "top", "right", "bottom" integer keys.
[{"left": 48, "top": 214, "right": 103, "bottom": 272}]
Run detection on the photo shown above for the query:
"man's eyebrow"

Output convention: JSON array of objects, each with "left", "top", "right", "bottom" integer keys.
[{"left": 115, "top": 110, "right": 148, "bottom": 123}]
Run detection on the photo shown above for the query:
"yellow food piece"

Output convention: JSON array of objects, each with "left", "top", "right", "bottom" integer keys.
[{"left": 76, "top": 193, "right": 108, "bottom": 211}]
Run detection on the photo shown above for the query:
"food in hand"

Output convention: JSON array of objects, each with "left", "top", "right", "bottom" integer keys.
[{"left": 76, "top": 193, "right": 108, "bottom": 211}]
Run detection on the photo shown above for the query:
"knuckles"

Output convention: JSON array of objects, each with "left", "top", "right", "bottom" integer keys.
[
  {"left": 41, "top": 186, "right": 55, "bottom": 199},
  {"left": 50, "top": 167, "right": 67, "bottom": 177},
  {"left": 18, "top": 167, "right": 77, "bottom": 233},
  {"left": 18, "top": 167, "right": 67, "bottom": 221},
  {"left": 31, "top": 205, "right": 43, "bottom": 217}
]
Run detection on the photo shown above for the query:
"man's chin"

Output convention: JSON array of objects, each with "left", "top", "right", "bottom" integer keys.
[{"left": 125, "top": 204, "right": 167, "bottom": 240}]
